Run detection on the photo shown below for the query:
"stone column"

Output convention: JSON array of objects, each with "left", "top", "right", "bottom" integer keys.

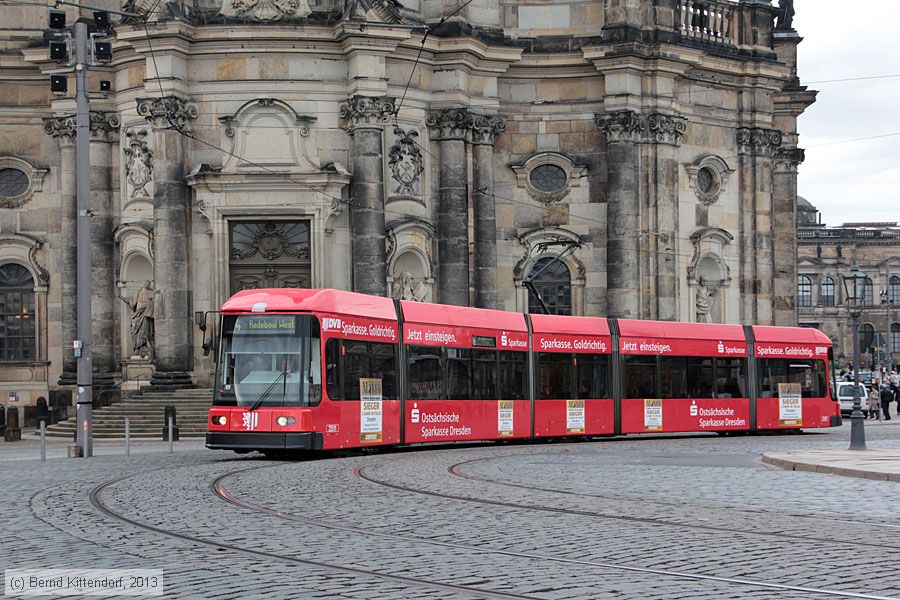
[
  {"left": 469, "top": 114, "right": 506, "bottom": 310},
  {"left": 426, "top": 109, "right": 471, "bottom": 307},
  {"left": 596, "top": 110, "right": 645, "bottom": 318},
  {"left": 736, "top": 127, "right": 781, "bottom": 325},
  {"left": 339, "top": 96, "right": 395, "bottom": 296},
  {"left": 43, "top": 116, "right": 77, "bottom": 385},
  {"left": 136, "top": 96, "right": 198, "bottom": 389},
  {"left": 645, "top": 113, "right": 687, "bottom": 321},
  {"left": 88, "top": 112, "right": 121, "bottom": 402},
  {"left": 773, "top": 146, "right": 804, "bottom": 327}
]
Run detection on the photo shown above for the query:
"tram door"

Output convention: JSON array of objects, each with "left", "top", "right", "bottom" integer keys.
[{"left": 228, "top": 221, "right": 312, "bottom": 292}]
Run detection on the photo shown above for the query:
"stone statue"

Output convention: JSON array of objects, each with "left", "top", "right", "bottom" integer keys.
[
  {"left": 776, "top": 0, "right": 794, "bottom": 30},
  {"left": 394, "top": 271, "right": 426, "bottom": 302},
  {"left": 122, "top": 281, "right": 155, "bottom": 358},
  {"left": 695, "top": 277, "right": 711, "bottom": 323}
]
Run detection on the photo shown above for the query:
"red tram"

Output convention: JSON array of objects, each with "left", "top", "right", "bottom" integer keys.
[{"left": 206, "top": 288, "right": 840, "bottom": 454}]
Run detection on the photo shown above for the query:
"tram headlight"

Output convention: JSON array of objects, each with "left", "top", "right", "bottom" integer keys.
[
  {"left": 276, "top": 416, "right": 295, "bottom": 427},
  {"left": 212, "top": 415, "right": 227, "bottom": 426}
]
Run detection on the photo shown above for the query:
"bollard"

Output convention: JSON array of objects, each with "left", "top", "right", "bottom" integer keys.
[
  {"left": 35, "top": 396, "right": 49, "bottom": 426},
  {"left": 168, "top": 416, "right": 173, "bottom": 454},
  {"left": 4, "top": 406, "right": 21, "bottom": 442},
  {"left": 125, "top": 417, "right": 130, "bottom": 457},
  {"left": 162, "top": 405, "right": 179, "bottom": 441},
  {"left": 0, "top": 405, "right": 5, "bottom": 438},
  {"left": 40, "top": 420, "right": 46, "bottom": 462}
]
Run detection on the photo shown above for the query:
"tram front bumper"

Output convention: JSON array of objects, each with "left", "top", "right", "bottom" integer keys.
[{"left": 206, "top": 431, "right": 324, "bottom": 451}]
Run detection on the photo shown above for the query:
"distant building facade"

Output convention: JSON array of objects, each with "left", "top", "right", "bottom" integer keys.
[
  {"left": 797, "top": 198, "right": 900, "bottom": 370},
  {"left": 0, "top": 0, "right": 812, "bottom": 414}
]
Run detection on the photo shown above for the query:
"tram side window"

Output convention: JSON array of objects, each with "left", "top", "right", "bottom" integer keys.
[
  {"left": 758, "top": 359, "right": 826, "bottom": 398},
  {"left": 408, "top": 346, "right": 442, "bottom": 400},
  {"left": 687, "top": 357, "right": 715, "bottom": 398},
  {"left": 575, "top": 354, "right": 609, "bottom": 399},
  {"left": 538, "top": 353, "right": 572, "bottom": 399},
  {"left": 446, "top": 348, "right": 472, "bottom": 400},
  {"left": 716, "top": 358, "right": 746, "bottom": 398},
  {"left": 623, "top": 356, "right": 658, "bottom": 398},
  {"left": 472, "top": 350, "right": 497, "bottom": 400},
  {"left": 324, "top": 339, "right": 398, "bottom": 400},
  {"left": 659, "top": 357, "right": 688, "bottom": 398},
  {"left": 498, "top": 351, "right": 527, "bottom": 400}
]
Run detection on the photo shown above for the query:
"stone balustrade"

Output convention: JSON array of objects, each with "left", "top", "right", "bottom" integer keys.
[{"left": 678, "top": 0, "right": 738, "bottom": 45}]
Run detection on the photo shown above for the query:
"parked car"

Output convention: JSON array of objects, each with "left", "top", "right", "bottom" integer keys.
[{"left": 833, "top": 382, "right": 870, "bottom": 416}]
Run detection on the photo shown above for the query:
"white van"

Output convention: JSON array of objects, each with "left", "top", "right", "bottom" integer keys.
[{"left": 833, "top": 381, "right": 870, "bottom": 416}]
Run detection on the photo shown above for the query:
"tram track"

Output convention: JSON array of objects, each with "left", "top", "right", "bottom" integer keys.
[
  {"left": 209, "top": 463, "right": 896, "bottom": 600},
  {"left": 437, "top": 455, "right": 900, "bottom": 550},
  {"left": 87, "top": 468, "right": 535, "bottom": 600}
]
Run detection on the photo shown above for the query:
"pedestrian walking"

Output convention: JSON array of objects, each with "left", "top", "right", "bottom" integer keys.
[
  {"left": 868, "top": 383, "right": 881, "bottom": 419},
  {"left": 880, "top": 383, "right": 893, "bottom": 420}
]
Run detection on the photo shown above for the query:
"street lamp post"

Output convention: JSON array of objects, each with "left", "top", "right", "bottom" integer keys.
[{"left": 843, "top": 264, "right": 867, "bottom": 451}]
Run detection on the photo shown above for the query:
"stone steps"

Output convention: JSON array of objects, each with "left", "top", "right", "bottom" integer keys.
[{"left": 45, "top": 388, "right": 213, "bottom": 439}]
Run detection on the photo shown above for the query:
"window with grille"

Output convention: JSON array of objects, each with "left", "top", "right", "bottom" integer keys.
[
  {"left": 821, "top": 277, "right": 835, "bottom": 307},
  {"left": 0, "top": 264, "right": 36, "bottom": 361},
  {"left": 527, "top": 257, "right": 572, "bottom": 316},
  {"left": 798, "top": 275, "right": 812, "bottom": 307}
]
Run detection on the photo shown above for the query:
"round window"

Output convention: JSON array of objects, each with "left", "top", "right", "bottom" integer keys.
[
  {"left": 696, "top": 166, "right": 718, "bottom": 196},
  {"left": 529, "top": 164, "right": 567, "bottom": 194},
  {"left": 0, "top": 168, "right": 29, "bottom": 198}
]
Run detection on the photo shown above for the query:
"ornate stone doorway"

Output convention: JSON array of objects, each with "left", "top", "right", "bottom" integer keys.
[{"left": 228, "top": 221, "right": 311, "bottom": 293}]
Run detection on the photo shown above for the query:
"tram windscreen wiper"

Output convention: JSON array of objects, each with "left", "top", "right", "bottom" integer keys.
[{"left": 248, "top": 369, "right": 288, "bottom": 412}]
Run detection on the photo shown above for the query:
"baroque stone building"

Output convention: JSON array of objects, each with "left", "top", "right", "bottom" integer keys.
[
  {"left": 797, "top": 199, "right": 900, "bottom": 370},
  {"left": 0, "top": 0, "right": 812, "bottom": 409}
]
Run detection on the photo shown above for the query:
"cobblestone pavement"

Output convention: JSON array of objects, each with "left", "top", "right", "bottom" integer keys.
[{"left": 1, "top": 422, "right": 899, "bottom": 599}]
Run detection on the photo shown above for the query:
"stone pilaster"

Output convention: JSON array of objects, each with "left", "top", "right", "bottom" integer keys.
[
  {"left": 736, "top": 126, "right": 782, "bottom": 325},
  {"left": 773, "top": 146, "right": 804, "bottom": 327},
  {"left": 426, "top": 108, "right": 471, "bottom": 307},
  {"left": 137, "top": 96, "right": 198, "bottom": 389},
  {"left": 596, "top": 110, "right": 645, "bottom": 318},
  {"left": 88, "top": 112, "right": 120, "bottom": 401},
  {"left": 43, "top": 116, "right": 77, "bottom": 386},
  {"left": 645, "top": 113, "right": 687, "bottom": 321},
  {"left": 339, "top": 95, "right": 395, "bottom": 297},
  {"left": 469, "top": 114, "right": 506, "bottom": 310}
]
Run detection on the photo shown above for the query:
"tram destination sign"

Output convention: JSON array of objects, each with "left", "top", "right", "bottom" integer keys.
[{"left": 233, "top": 316, "right": 295, "bottom": 335}]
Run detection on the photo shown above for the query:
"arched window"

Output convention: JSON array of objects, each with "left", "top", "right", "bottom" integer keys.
[
  {"left": 891, "top": 323, "right": 900, "bottom": 354},
  {"left": 859, "top": 323, "right": 875, "bottom": 354},
  {"left": 0, "top": 263, "right": 35, "bottom": 361},
  {"left": 821, "top": 277, "right": 835, "bottom": 307},
  {"left": 527, "top": 257, "right": 571, "bottom": 316},
  {"left": 863, "top": 276, "right": 874, "bottom": 306},
  {"left": 890, "top": 275, "right": 900, "bottom": 306},
  {"left": 797, "top": 275, "right": 812, "bottom": 307}
]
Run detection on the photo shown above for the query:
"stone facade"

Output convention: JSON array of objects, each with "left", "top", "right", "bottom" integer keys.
[
  {"left": 797, "top": 200, "right": 900, "bottom": 370},
  {"left": 0, "top": 0, "right": 811, "bottom": 408}
]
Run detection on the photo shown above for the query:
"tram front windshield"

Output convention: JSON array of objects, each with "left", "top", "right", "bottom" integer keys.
[{"left": 214, "top": 314, "right": 321, "bottom": 407}]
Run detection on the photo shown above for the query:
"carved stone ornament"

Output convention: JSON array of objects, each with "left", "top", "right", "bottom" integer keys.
[
  {"left": 388, "top": 127, "right": 424, "bottom": 196},
  {"left": 230, "top": 222, "right": 311, "bottom": 261},
  {"left": 736, "top": 127, "right": 783, "bottom": 157},
  {"left": 469, "top": 114, "right": 507, "bottom": 145},
  {"left": 425, "top": 108, "right": 471, "bottom": 141},
  {"left": 595, "top": 110, "right": 646, "bottom": 143},
  {"left": 220, "top": 0, "right": 310, "bottom": 21},
  {"left": 774, "top": 146, "right": 806, "bottom": 171},
  {"left": 339, "top": 96, "right": 397, "bottom": 131},
  {"left": 647, "top": 113, "right": 687, "bottom": 145},
  {"left": 124, "top": 129, "right": 153, "bottom": 200},
  {"left": 43, "top": 116, "right": 76, "bottom": 145},
  {"left": 136, "top": 96, "right": 199, "bottom": 132},
  {"left": 89, "top": 112, "right": 120, "bottom": 141},
  {"left": 685, "top": 155, "right": 732, "bottom": 206}
]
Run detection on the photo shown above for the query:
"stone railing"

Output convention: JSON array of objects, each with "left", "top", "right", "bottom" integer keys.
[
  {"left": 799, "top": 228, "right": 900, "bottom": 240},
  {"left": 677, "top": 1, "right": 738, "bottom": 45}
]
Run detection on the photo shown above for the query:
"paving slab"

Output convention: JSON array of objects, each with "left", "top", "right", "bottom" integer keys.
[{"left": 762, "top": 449, "right": 900, "bottom": 482}]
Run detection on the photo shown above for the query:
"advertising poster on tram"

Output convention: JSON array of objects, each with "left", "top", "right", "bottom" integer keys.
[
  {"left": 566, "top": 400, "right": 585, "bottom": 433},
  {"left": 497, "top": 400, "right": 514, "bottom": 436},
  {"left": 359, "top": 378, "right": 383, "bottom": 442},
  {"left": 778, "top": 382, "right": 802, "bottom": 427},
  {"left": 644, "top": 399, "right": 663, "bottom": 431}
]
